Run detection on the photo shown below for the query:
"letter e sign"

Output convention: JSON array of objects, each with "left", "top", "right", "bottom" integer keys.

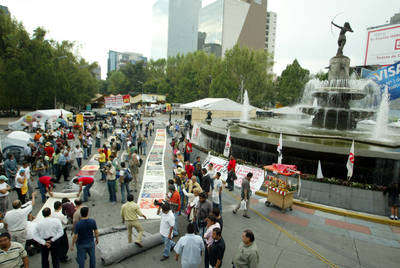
[{"left": 395, "top": 39, "right": 400, "bottom": 50}]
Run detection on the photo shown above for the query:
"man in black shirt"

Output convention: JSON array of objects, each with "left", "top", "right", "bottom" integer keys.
[
  {"left": 200, "top": 168, "right": 211, "bottom": 197},
  {"left": 209, "top": 228, "right": 225, "bottom": 268}
]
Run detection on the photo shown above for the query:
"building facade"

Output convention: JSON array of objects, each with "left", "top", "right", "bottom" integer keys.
[
  {"left": 167, "top": 0, "right": 201, "bottom": 58},
  {"left": 151, "top": 0, "right": 169, "bottom": 60},
  {"left": 265, "top": 11, "right": 277, "bottom": 58},
  {"left": 107, "top": 50, "right": 147, "bottom": 74},
  {"left": 198, "top": 0, "right": 267, "bottom": 57}
]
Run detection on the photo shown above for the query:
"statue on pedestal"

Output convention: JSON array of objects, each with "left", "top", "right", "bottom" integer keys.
[{"left": 331, "top": 21, "right": 353, "bottom": 56}]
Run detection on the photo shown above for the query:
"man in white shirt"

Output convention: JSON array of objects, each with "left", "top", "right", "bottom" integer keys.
[
  {"left": 212, "top": 172, "right": 223, "bottom": 214},
  {"left": 174, "top": 222, "right": 204, "bottom": 268},
  {"left": 32, "top": 207, "right": 64, "bottom": 268},
  {"left": 4, "top": 192, "right": 36, "bottom": 245},
  {"left": 52, "top": 201, "right": 70, "bottom": 263},
  {"left": 157, "top": 203, "right": 176, "bottom": 261},
  {"left": 0, "top": 175, "right": 11, "bottom": 215}
]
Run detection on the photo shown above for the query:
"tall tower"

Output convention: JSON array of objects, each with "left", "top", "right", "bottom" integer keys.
[{"left": 167, "top": 0, "right": 201, "bottom": 58}]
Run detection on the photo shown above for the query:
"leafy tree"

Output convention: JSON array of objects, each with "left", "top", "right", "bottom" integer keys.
[{"left": 275, "top": 59, "right": 310, "bottom": 106}]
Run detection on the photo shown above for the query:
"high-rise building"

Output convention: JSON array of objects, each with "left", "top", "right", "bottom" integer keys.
[
  {"left": 167, "top": 0, "right": 201, "bottom": 58},
  {"left": 0, "top": 5, "right": 10, "bottom": 15},
  {"left": 198, "top": 0, "right": 267, "bottom": 57},
  {"left": 265, "top": 11, "right": 277, "bottom": 58},
  {"left": 107, "top": 50, "right": 147, "bottom": 74},
  {"left": 151, "top": 0, "right": 169, "bottom": 60}
]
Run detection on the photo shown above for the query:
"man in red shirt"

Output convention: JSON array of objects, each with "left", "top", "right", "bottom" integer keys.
[
  {"left": 167, "top": 185, "right": 181, "bottom": 236},
  {"left": 38, "top": 176, "right": 56, "bottom": 203},
  {"left": 185, "top": 161, "right": 194, "bottom": 180},
  {"left": 184, "top": 138, "right": 192, "bottom": 162},
  {"left": 44, "top": 142, "right": 55, "bottom": 158},
  {"left": 73, "top": 176, "right": 94, "bottom": 202},
  {"left": 227, "top": 155, "right": 236, "bottom": 191}
]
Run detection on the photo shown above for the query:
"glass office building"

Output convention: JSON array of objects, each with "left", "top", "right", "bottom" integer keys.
[
  {"left": 151, "top": 0, "right": 169, "bottom": 60},
  {"left": 198, "top": 0, "right": 223, "bottom": 57}
]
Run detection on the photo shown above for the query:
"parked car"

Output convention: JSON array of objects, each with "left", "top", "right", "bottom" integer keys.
[{"left": 82, "top": 112, "right": 95, "bottom": 121}]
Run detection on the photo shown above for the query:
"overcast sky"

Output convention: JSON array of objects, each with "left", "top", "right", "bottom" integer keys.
[{"left": 2, "top": 0, "right": 400, "bottom": 79}]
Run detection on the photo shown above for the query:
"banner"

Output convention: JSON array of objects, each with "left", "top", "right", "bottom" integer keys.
[
  {"left": 105, "top": 95, "right": 125, "bottom": 108},
  {"left": 202, "top": 155, "right": 264, "bottom": 192},
  {"left": 346, "top": 140, "right": 355, "bottom": 179},
  {"left": 123, "top": 94, "right": 130, "bottom": 104},
  {"left": 191, "top": 123, "right": 201, "bottom": 145},
  {"left": 223, "top": 129, "right": 231, "bottom": 158},
  {"left": 368, "top": 61, "right": 400, "bottom": 101},
  {"left": 137, "top": 129, "right": 167, "bottom": 219}
]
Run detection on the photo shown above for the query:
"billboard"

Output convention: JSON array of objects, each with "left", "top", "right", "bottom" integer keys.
[
  {"left": 364, "top": 24, "right": 400, "bottom": 66},
  {"left": 104, "top": 95, "right": 124, "bottom": 108}
]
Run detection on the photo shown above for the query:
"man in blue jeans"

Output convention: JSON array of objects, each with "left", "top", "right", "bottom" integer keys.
[
  {"left": 73, "top": 176, "right": 94, "bottom": 202},
  {"left": 71, "top": 206, "right": 99, "bottom": 268},
  {"left": 157, "top": 203, "right": 176, "bottom": 261}
]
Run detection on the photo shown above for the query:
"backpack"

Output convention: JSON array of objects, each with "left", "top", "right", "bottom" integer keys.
[{"left": 124, "top": 168, "right": 133, "bottom": 183}]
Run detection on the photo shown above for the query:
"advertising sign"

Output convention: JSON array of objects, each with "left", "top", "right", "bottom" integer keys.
[
  {"left": 76, "top": 114, "right": 83, "bottom": 126},
  {"left": 123, "top": 94, "right": 130, "bottom": 104},
  {"left": 367, "top": 61, "right": 400, "bottom": 100},
  {"left": 364, "top": 24, "right": 400, "bottom": 66},
  {"left": 104, "top": 95, "right": 125, "bottom": 108}
]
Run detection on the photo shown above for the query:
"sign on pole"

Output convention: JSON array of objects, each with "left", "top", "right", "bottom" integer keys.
[{"left": 346, "top": 140, "right": 355, "bottom": 179}]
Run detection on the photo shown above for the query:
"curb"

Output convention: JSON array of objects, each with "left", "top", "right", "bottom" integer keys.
[{"left": 255, "top": 191, "right": 400, "bottom": 227}]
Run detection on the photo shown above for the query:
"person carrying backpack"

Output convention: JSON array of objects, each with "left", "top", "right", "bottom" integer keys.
[{"left": 119, "top": 162, "right": 132, "bottom": 203}]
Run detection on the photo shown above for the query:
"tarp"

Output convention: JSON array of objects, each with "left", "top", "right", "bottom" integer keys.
[
  {"left": 264, "top": 164, "right": 300, "bottom": 176},
  {"left": 2, "top": 131, "right": 33, "bottom": 149},
  {"left": 181, "top": 98, "right": 263, "bottom": 112},
  {"left": 8, "top": 109, "right": 72, "bottom": 131}
]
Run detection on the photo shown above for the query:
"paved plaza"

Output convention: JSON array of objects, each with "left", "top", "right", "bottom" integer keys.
[{"left": 1, "top": 116, "right": 400, "bottom": 268}]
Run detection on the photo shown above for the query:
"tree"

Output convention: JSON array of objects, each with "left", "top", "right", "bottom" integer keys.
[
  {"left": 275, "top": 59, "right": 310, "bottom": 106},
  {"left": 107, "top": 71, "right": 128, "bottom": 94}
]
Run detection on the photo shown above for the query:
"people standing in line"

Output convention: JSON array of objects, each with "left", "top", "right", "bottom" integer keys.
[
  {"left": 157, "top": 203, "right": 176, "bottom": 262},
  {"left": 174, "top": 222, "right": 204, "bottom": 268},
  {"left": 233, "top": 172, "right": 253, "bottom": 219},
  {"left": 0, "top": 232, "right": 29, "bottom": 268},
  {"left": 226, "top": 155, "right": 236, "bottom": 191},
  {"left": 121, "top": 194, "right": 147, "bottom": 247},
  {"left": 232, "top": 229, "right": 259, "bottom": 268},
  {"left": 184, "top": 138, "right": 192, "bottom": 162},
  {"left": 200, "top": 168, "right": 211, "bottom": 198},
  {"left": 52, "top": 201, "right": 70, "bottom": 263},
  {"left": 0, "top": 175, "right": 11, "bottom": 215},
  {"left": 383, "top": 182, "right": 400, "bottom": 220},
  {"left": 119, "top": 162, "right": 131, "bottom": 203},
  {"left": 203, "top": 215, "right": 221, "bottom": 268},
  {"left": 74, "top": 145, "right": 84, "bottom": 169},
  {"left": 14, "top": 169, "right": 28, "bottom": 204},
  {"left": 209, "top": 228, "right": 225, "bottom": 268},
  {"left": 128, "top": 150, "right": 140, "bottom": 192},
  {"left": 71, "top": 207, "right": 99, "bottom": 268},
  {"left": 38, "top": 176, "right": 55, "bottom": 203},
  {"left": 4, "top": 154, "right": 17, "bottom": 189},
  {"left": 32, "top": 207, "right": 64, "bottom": 268},
  {"left": 4, "top": 193, "right": 36, "bottom": 246},
  {"left": 212, "top": 172, "right": 223, "bottom": 213},
  {"left": 167, "top": 185, "right": 181, "bottom": 236},
  {"left": 105, "top": 162, "right": 117, "bottom": 203},
  {"left": 74, "top": 176, "right": 94, "bottom": 203},
  {"left": 194, "top": 192, "right": 212, "bottom": 237}
]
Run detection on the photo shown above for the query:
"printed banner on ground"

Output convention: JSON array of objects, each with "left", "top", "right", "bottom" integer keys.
[
  {"left": 202, "top": 155, "right": 264, "bottom": 192},
  {"left": 137, "top": 129, "right": 167, "bottom": 219}
]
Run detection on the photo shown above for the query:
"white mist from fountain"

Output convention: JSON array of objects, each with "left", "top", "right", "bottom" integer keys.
[
  {"left": 241, "top": 90, "right": 250, "bottom": 121},
  {"left": 374, "top": 86, "right": 390, "bottom": 138}
]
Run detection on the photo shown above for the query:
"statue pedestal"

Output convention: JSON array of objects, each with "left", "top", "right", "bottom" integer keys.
[{"left": 328, "top": 56, "right": 350, "bottom": 81}]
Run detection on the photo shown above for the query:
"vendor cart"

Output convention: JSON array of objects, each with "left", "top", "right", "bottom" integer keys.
[{"left": 261, "top": 164, "right": 301, "bottom": 212}]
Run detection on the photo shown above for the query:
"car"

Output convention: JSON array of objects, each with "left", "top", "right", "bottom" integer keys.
[
  {"left": 82, "top": 112, "right": 95, "bottom": 121},
  {"left": 105, "top": 110, "right": 117, "bottom": 116}
]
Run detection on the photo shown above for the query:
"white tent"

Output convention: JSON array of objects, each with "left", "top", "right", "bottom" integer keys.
[
  {"left": 8, "top": 109, "right": 72, "bottom": 131},
  {"left": 181, "top": 98, "right": 262, "bottom": 112},
  {"left": 2, "top": 131, "right": 33, "bottom": 150}
]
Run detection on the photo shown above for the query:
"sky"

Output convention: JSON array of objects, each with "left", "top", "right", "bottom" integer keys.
[{"left": 2, "top": 0, "right": 400, "bottom": 79}]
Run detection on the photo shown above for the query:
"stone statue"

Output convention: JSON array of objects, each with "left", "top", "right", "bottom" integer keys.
[
  {"left": 205, "top": 111, "right": 212, "bottom": 125},
  {"left": 331, "top": 21, "right": 353, "bottom": 56}
]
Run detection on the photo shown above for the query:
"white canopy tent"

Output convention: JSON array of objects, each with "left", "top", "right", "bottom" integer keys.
[
  {"left": 8, "top": 109, "right": 72, "bottom": 131},
  {"left": 2, "top": 131, "right": 33, "bottom": 150}
]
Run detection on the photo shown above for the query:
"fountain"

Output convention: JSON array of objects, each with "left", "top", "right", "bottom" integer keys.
[
  {"left": 241, "top": 90, "right": 250, "bottom": 121},
  {"left": 374, "top": 86, "right": 390, "bottom": 138},
  {"left": 195, "top": 20, "right": 400, "bottom": 187}
]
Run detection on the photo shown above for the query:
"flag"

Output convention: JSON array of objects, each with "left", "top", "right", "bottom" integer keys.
[
  {"left": 317, "top": 160, "right": 324, "bottom": 179},
  {"left": 346, "top": 140, "right": 355, "bottom": 179},
  {"left": 223, "top": 129, "right": 231, "bottom": 158},
  {"left": 186, "top": 130, "right": 190, "bottom": 141},
  {"left": 277, "top": 133, "right": 283, "bottom": 164}
]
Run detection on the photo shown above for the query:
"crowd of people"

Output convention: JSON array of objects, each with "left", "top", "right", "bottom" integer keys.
[{"left": 0, "top": 110, "right": 260, "bottom": 268}]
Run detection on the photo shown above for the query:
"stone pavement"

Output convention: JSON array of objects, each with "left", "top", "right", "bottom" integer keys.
[{"left": 12, "top": 115, "right": 400, "bottom": 267}]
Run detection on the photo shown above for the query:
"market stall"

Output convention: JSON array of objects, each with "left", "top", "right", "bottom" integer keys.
[{"left": 261, "top": 164, "right": 301, "bottom": 212}]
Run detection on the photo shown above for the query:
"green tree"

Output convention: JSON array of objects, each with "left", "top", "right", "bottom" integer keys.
[{"left": 275, "top": 59, "right": 310, "bottom": 106}]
